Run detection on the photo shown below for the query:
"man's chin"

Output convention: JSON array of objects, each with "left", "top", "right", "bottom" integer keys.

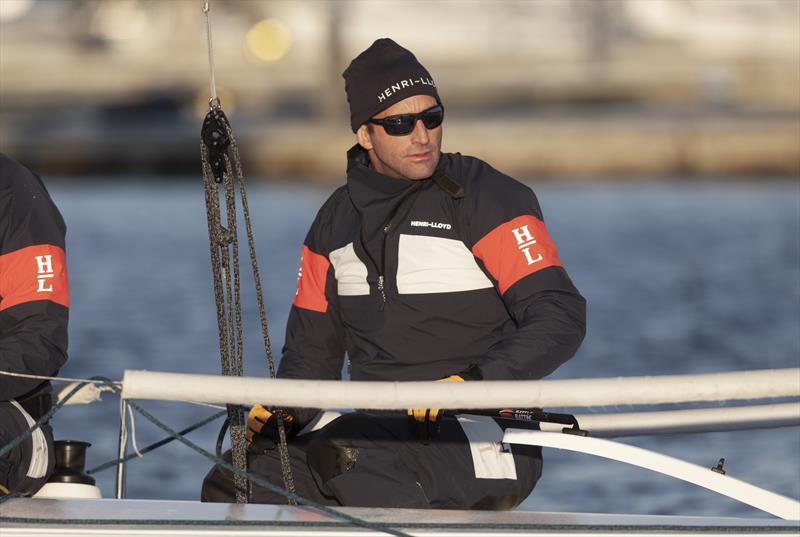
[{"left": 404, "top": 156, "right": 440, "bottom": 180}]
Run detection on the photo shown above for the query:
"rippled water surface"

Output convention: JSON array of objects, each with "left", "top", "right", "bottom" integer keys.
[{"left": 46, "top": 178, "right": 799, "bottom": 517}]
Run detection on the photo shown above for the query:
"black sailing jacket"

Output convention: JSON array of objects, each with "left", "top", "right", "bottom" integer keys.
[
  {"left": 278, "top": 146, "right": 585, "bottom": 389},
  {"left": 0, "top": 154, "right": 68, "bottom": 402}
]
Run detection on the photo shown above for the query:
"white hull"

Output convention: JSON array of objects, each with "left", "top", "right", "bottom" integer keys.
[{"left": 1, "top": 498, "right": 798, "bottom": 537}]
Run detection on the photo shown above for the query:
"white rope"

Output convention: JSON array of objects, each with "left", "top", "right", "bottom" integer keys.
[
  {"left": 202, "top": 0, "right": 218, "bottom": 106},
  {"left": 0, "top": 369, "right": 122, "bottom": 387},
  {"left": 118, "top": 397, "right": 129, "bottom": 462},
  {"left": 126, "top": 402, "right": 143, "bottom": 459},
  {"left": 57, "top": 381, "right": 116, "bottom": 406},
  {"left": 187, "top": 401, "right": 228, "bottom": 410},
  {"left": 122, "top": 368, "right": 800, "bottom": 409}
]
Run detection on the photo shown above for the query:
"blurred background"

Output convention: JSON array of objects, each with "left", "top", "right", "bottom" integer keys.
[
  {"left": 1, "top": 0, "right": 799, "bottom": 178},
  {"left": 1, "top": 0, "right": 799, "bottom": 517}
]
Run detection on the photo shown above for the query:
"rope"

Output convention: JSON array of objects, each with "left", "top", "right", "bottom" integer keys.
[
  {"left": 200, "top": 136, "right": 248, "bottom": 503},
  {"left": 199, "top": 93, "right": 297, "bottom": 502},
  {"left": 226, "top": 114, "right": 298, "bottom": 500},
  {"left": 0, "top": 380, "right": 410, "bottom": 535},
  {"left": 0, "top": 369, "right": 121, "bottom": 387},
  {"left": 87, "top": 410, "right": 227, "bottom": 475},
  {"left": 0, "top": 370, "right": 221, "bottom": 410},
  {"left": 117, "top": 398, "right": 132, "bottom": 466},
  {"left": 126, "top": 397, "right": 410, "bottom": 536},
  {"left": 0, "top": 378, "right": 411, "bottom": 536},
  {"left": 126, "top": 401, "right": 143, "bottom": 458},
  {"left": 0, "top": 380, "right": 95, "bottom": 460}
]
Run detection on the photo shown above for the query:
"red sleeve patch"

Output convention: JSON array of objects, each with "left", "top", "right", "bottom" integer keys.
[
  {"left": 471, "top": 215, "right": 561, "bottom": 295},
  {"left": 0, "top": 244, "right": 69, "bottom": 311},
  {"left": 292, "top": 245, "right": 330, "bottom": 313}
]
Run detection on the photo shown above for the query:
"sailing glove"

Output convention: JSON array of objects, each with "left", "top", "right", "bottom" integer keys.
[
  {"left": 408, "top": 365, "right": 482, "bottom": 443},
  {"left": 246, "top": 405, "right": 299, "bottom": 453}
]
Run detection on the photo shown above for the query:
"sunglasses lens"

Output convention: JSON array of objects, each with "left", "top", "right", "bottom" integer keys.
[
  {"left": 383, "top": 116, "right": 415, "bottom": 135},
  {"left": 422, "top": 107, "right": 444, "bottom": 129}
]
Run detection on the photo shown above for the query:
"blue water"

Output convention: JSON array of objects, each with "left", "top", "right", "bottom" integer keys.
[{"left": 45, "top": 178, "right": 799, "bottom": 518}]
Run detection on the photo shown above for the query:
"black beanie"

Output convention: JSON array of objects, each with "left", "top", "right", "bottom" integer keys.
[{"left": 343, "top": 38, "right": 440, "bottom": 133}]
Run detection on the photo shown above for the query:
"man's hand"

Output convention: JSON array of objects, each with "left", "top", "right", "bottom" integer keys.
[
  {"left": 408, "top": 374, "right": 464, "bottom": 443},
  {"left": 246, "top": 405, "right": 297, "bottom": 452}
]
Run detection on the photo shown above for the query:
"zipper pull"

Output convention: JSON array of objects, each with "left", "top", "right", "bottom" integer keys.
[{"left": 377, "top": 274, "right": 386, "bottom": 310}]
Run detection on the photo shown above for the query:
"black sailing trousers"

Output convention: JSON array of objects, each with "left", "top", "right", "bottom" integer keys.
[
  {"left": 201, "top": 412, "right": 542, "bottom": 509},
  {"left": 0, "top": 402, "right": 55, "bottom": 496}
]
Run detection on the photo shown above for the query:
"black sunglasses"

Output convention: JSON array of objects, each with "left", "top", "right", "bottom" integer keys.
[{"left": 368, "top": 104, "right": 444, "bottom": 136}]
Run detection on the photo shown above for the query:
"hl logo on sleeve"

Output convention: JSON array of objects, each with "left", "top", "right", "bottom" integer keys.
[
  {"left": 472, "top": 215, "right": 563, "bottom": 295},
  {"left": 0, "top": 245, "right": 69, "bottom": 311},
  {"left": 35, "top": 255, "right": 56, "bottom": 292},
  {"left": 511, "top": 225, "right": 543, "bottom": 266}
]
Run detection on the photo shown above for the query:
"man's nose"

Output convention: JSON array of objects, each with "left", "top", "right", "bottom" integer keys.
[{"left": 410, "top": 119, "right": 430, "bottom": 144}]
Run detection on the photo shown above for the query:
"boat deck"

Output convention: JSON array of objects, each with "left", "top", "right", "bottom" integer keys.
[{"left": 1, "top": 498, "right": 798, "bottom": 536}]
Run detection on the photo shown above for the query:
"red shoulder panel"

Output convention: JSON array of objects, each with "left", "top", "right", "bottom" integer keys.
[
  {"left": 293, "top": 245, "right": 329, "bottom": 313},
  {"left": 0, "top": 244, "right": 69, "bottom": 311},
  {"left": 471, "top": 215, "right": 561, "bottom": 295}
]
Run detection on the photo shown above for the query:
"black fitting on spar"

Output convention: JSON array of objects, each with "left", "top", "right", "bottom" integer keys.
[
  {"left": 711, "top": 458, "right": 727, "bottom": 475},
  {"left": 201, "top": 107, "right": 231, "bottom": 184},
  {"left": 497, "top": 408, "right": 589, "bottom": 436}
]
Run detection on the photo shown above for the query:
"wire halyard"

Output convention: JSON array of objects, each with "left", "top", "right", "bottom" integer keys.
[{"left": 202, "top": 0, "right": 217, "bottom": 106}]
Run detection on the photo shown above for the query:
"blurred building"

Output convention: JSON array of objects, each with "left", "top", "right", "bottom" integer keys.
[{"left": 1, "top": 0, "right": 798, "bottom": 179}]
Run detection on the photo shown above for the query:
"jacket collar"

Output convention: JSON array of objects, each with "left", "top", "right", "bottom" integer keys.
[
  {"left": 346, "top": 144, "right": 463, "bottom": 208},
  {"left": 346, "top": 145, "right": 417, "bottom": 213}
]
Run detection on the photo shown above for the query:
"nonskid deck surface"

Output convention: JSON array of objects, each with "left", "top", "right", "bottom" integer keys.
[{"left": 1, "top": 498, "right": 798, "bottom": 537}]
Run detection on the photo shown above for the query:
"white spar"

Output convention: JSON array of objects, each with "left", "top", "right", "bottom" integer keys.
[
  {"left": 122, "top": 368, "right": 800, "bottom": 409},
  {"left": 557, "top": 402, "right": 800, "bottom": 437},
  {"left": 503, "top": 430, "right": 800, "bottom": 520}
]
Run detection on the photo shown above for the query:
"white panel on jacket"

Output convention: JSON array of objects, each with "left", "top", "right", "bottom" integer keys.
[
  {"left": 329, "top": 242, "right": 370, "bottom": 296},
  {"left": 397, "top": 234, "right": 493, "bottom": 294}
]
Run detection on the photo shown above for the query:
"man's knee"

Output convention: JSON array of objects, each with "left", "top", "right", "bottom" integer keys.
[
  {"left": 200, "top": 449, "right": 292, "bottom": 504},
  {"left": 305, "top": 412, "right": 401, "bottom": 487},
  {"left": 306, "top": 415, "right": 364, "bottom": 486},
  {"left": 200, "top": 451, "right": 236, "bottom": 503},
  {"left": 305, "top": 413, "right": 430, "bottom": 508}
]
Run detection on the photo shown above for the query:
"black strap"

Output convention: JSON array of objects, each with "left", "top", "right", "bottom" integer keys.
[
  {"left": 432, "top": 168, "right": 465, "bottom": 199},
  {"left": 18, "top": 394, "right": 52, "bottom": 421}
]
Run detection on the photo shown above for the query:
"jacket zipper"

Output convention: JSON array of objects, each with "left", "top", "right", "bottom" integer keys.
[
  {"left": 377, "top": 222, "right": 390, "bottom": 310},
  {"left": 361, "top": 182, "right": 422, "bottom": 311}
]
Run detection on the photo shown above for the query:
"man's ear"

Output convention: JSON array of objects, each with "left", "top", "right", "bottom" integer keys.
[{"left": 356, "top": 124, "right": 373, "bottom": 151}]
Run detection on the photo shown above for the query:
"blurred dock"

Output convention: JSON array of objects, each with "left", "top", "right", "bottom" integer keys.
[{"left": 1, "top": 0, "right": 798, "bottom": 180}]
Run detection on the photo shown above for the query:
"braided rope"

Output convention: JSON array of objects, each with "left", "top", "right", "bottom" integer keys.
[{"left": 226, "top": 117, "right": 297, "bottom": 500}]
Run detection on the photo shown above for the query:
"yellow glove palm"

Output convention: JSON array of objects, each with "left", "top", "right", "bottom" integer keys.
[{"left": 408, "top": 374, "right": 464, "bottom": 442}]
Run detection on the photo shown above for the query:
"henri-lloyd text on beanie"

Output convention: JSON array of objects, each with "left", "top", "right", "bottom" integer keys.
[
  {"left": 378, "top": 76, "right": 436, "bottom": 104},
  {"left": 343, "top": 38, "right": 440, "bottom": 133}
]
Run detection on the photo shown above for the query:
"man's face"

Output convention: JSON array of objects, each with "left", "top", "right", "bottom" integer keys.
[{"left": 356, "top": 94, "right": 442, "bottom": 180}]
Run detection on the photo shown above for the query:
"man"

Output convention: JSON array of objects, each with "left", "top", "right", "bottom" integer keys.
[
  {"left": 202, "top": 38, "right": 585, "bottom": 509},
  {"left": 0, "top": 153, "right": 69, "bottom": 496}
]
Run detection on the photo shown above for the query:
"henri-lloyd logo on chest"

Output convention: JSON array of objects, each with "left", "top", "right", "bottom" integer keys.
[{"left": 378, "top": 77, "right": 436, "bottom": 103}]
